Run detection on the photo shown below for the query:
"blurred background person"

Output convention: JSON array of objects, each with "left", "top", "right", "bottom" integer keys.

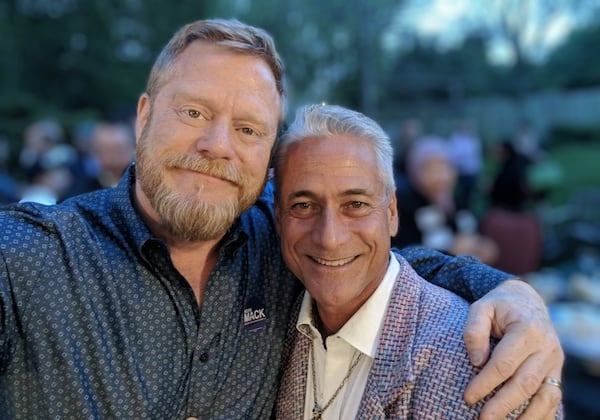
[
  {"left": 68, "top": 120, "right": 102, "bottom": 192},
  {"left": 448, "top": 118, "right": 483, "bottom": 211},
  {"left": 18, "top": 119, "right": 72, "bottom": 182},
  {"left": 392, "top": 117, "right": 423, "bottom": 197},
  {"left": 0, "top": 135, "right": 20, "bottom": 204},
  {"left": 489, "top": 139, "right": 541, "bottom": 212},
  {"left": 18, "top": 118, "right": 77, "bottom": 204},
  {"left": 513, "top": 118, "right": 543, "bottom": 163},
  {"left": 66, "top": 121, "right": 136, "bottom": 197},
  {"left": 480, "top": 139, "right": 545, "bottom": 275},
  {"left": 392, "top": 135, "right": 498, "bottom": 265}
]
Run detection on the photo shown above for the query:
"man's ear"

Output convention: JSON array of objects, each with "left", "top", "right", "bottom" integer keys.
[
  {"left": 135, "top": 93, "right": 151, "bottom": 144},
  {"left": 388, "top": 191, "right": 399, "bottom": 237}
]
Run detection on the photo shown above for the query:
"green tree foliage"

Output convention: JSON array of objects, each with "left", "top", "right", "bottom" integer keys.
[
  {"left": 2, "top": 0, "right": 600, "bottom": 154},
  {"left": 209, "top": 0, "right": 403, "bottom": 116},
  {"left": 543, "top": 23, "right": 600, "bottom": 89},
  {"left": 0, "top": 0, "right": 210, "bottom": 147}
]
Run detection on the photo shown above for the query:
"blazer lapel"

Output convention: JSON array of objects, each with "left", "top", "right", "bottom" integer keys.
[
  {"left": 276, "top": 326, "right": 311, "bottom": 418},
  {"left": 357, "top": 253, "right": 424, "bottom": 417}
]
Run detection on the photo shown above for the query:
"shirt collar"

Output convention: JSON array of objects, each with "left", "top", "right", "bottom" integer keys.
[{"left": 297, "top": 252, "right": 400, "bottom": 357}]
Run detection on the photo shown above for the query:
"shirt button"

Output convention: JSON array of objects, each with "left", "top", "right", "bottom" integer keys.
[{"left": 199, "top": 352, "right": 209, "bottom": 363}]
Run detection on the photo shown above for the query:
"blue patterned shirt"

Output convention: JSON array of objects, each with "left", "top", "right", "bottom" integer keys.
[{"left": 0, "top": 166, "right": 510, "bottom": 419}]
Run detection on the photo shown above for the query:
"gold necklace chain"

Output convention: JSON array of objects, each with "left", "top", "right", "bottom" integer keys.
[{"left": 310, "top": 341, "right": 363, "bottom": 420}]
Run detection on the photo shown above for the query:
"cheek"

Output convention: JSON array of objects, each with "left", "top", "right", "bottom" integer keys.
[
  {"left": 147, "top": 112, "right": 193, "bottom": 149},
  {"left": 279, "top": 219, "right": 310, "bottom": 260},
  {"left": 139, "top": 121, "right": 169, "bottom": 156},
  {"left": 279, "top": 219, "right": 302, "bottom": 248},
  {"left": 279, "top": 236, "right": 305, "bottom": 280},
  {"left": 246, "top": 145, "right": 273, "bottom": 173}
]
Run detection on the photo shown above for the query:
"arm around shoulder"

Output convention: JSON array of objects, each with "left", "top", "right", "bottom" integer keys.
[
  {"left": 464, "top": 279, "right": 564, "bottom": 419},
  {"left": 396, "top": 245, "right": 512, "bottom": 302}
]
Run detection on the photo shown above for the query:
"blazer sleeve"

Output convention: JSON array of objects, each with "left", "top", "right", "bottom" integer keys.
[{"left": 395, "top": 245, "right": 513, "bottom": 302}]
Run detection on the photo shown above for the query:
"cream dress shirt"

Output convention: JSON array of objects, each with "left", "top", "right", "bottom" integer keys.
[{"left": 296, "top": 252, "right": 400, "bottom": 420}]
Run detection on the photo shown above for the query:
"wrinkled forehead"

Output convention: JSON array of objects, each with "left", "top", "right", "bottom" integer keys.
[
  {"left": 167, "top": 41, "right": 286, "bottom": 119},
  {"left": 278, "top": 136, "right": 382, "bottom": 191}
]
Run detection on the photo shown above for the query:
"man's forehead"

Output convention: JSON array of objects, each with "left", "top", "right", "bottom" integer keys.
[{"left": 286, "top": 134, "right": 368, "bottom": 161}]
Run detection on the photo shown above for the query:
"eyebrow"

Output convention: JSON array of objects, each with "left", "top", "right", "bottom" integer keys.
[
  {"left": 171, "top": 91, "right": 207, "bottom": 105},
  {"left": 342, "top": 188, "right": 371, "bottom": 197},
  {"left": 289, "top": 190, "right": 314, "bottom": 200},
  {"left": 287, "top": 188, "right": 373, "bottom": 201}
]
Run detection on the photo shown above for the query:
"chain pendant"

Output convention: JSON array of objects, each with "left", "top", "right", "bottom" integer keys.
[
  {"left": 312, "top": 404, "right": 324, "bottom": 420},
  {"left": 309, "top": 316, "right": 364, "bottom": 420}
]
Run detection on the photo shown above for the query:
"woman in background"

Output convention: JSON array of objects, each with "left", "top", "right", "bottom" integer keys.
[{"left": 392, "top": 136, "right": 498, "bottom": 264}]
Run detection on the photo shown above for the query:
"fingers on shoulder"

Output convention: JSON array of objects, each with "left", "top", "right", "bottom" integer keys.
[{"left": 517, "top": 382, "right": 562, "bottom": 420}]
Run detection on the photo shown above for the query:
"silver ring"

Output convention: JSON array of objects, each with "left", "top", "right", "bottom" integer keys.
[{"left": 544, "top": 377, "right": 562, "bottom": 389}]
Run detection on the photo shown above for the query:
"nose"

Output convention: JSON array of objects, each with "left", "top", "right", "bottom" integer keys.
[
  {"left": 196, "top": 119, "right": 235, "bottom": 160},
  {"left": 312, "top": 207, "right": 349, "bottom": 250}
]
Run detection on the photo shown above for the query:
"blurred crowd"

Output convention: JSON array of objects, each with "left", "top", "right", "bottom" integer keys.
[
  {"left": 0, "top": 113, "right": 553, "bottom": 276},
  {"left": 391, "top": 116, "right": 550, "bottom": 276},
  {"left": 0, "top": 116, "right": 136, "bottom": 206},
  {"left": 390, "top": 115, "right": 600, "bottom": 419}
]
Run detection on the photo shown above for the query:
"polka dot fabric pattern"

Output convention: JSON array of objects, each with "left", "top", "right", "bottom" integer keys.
[
  {"left": 0, "top": 166, "right": 301, "bottom": 419},
  {"left": 397, "top": 245, "right": 512, "bottom": 301}
]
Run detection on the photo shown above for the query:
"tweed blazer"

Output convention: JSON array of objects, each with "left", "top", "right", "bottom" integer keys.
[{"left": 275, "top": 252, "right": 519, "bottom": 419}]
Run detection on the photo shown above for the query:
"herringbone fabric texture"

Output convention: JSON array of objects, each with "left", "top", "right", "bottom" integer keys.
[{"left": 275, "top": 253, "right": 523, "bottom": 419}]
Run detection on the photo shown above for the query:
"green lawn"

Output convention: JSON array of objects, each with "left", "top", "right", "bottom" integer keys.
[
  {"left": 545, "top": 142, "right": 600, "bottom": 206},
  {"left": 476, "top": 141, "right": 600, "bottom": 215}
]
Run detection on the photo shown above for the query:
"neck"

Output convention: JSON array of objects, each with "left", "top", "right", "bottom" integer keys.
[
  {"left": 312, "top": 303, "right": 352, "bottom": 340},
  {"left": 134, "top": 182, "right": 223, "bottom": 306},
  {"left": 169, "top": 240, "right": 221, "bottom": 306},
  {"left": 311, "top": 264, "right": 389, "bottom": 340}
]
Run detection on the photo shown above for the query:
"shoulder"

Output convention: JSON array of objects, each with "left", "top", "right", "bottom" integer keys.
[
  {"left": 372, "top": 258, "right": 496, "bottom": 417},
  {"left": 381, "top": 255, "right": 472, "bottom": 356},
  {"left": 394, "top": 258, "right": 470, "bottom": 336},
  {"left": 0, "top": 201, "right": 80, "bottom": 238},
  {"left": 384, "top": 255, "right": 471, "bottom": 362},
  {"left": 237, "top": 180, "right": 277, "bottom": 244},
  {"left": 0, "top": 189, "right": 117, "bottom": 257},
  {"left": 392, "top": 271, "right": 486, "bottom": 414}
]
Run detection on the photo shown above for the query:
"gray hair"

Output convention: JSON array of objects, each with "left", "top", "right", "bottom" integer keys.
[
  {"left": 145, "top": 18, "right": 285, "bottom": 114},
  {"left": 273, "top": 104, "right": 396, "bottom": 197}
]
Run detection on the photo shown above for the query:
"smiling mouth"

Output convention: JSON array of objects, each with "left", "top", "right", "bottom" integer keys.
[
  {"left": 310, "top": 255, "right": 357, "bottom": 267},
  {"left": 198, "top": 170, "right": 237, "bottom": 185},
  {"left": 177, "top": 167, "right": 238, "bottom": 186}
]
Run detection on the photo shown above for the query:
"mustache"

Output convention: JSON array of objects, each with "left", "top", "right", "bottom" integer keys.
[{"left": 163, "top": 154, "right": 243, "bottom": 185}]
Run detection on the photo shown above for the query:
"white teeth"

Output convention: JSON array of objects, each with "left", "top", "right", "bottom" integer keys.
[{"left": 312, "top": 256, "right": 355, "bottom": 267}]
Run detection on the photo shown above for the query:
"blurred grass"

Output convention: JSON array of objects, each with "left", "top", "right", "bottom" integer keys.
[
  {"left": 546, "top": 142, "right": 600, "bottom": 206},
  {"left": 477, "top": 141, "right": 600, "bottom": 216}
]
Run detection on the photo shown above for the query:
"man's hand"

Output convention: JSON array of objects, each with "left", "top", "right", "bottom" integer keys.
[{"left": 463, "top": 279, "right": 564, "bottom": 419}]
